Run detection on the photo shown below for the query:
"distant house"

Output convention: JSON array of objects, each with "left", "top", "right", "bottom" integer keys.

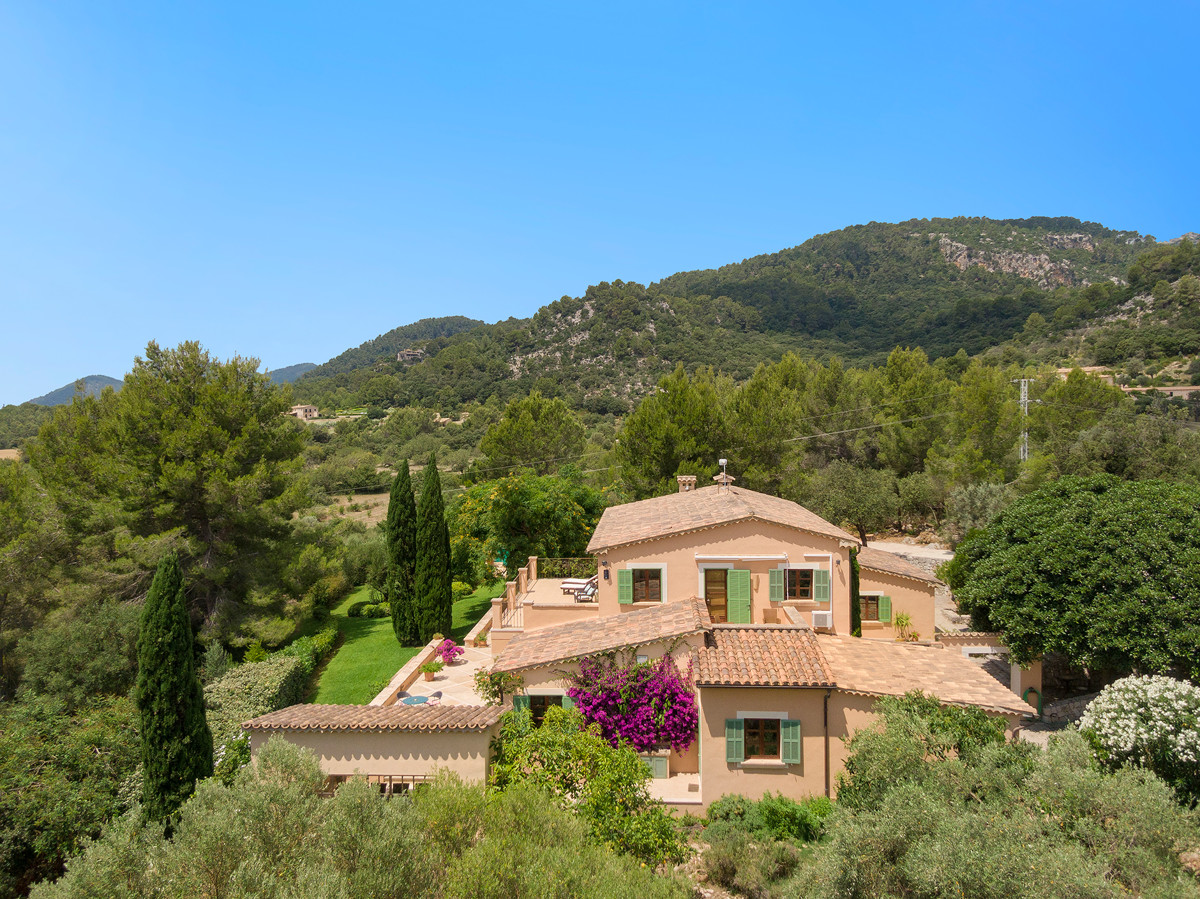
[
  {"left": 396, "top": 348, "right": 425, "bottom": 363},
  {"left": 290, "top": 404, "right": 319, "bottom": 420}
]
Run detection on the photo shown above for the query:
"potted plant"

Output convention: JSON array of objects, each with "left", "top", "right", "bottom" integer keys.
[
  {"left": 437, "top": 638, "right": 465, "bottom": 665},
  {"left": 418, "top": 660, "right": 444, "bottom": 682},
  {"left": 472, "top": 633, "right": 488, "bottom": 648}
]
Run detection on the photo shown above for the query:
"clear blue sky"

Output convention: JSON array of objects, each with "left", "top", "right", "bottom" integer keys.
[{"left": 2, "top": 1, "right": 1197, "bottom": 406}]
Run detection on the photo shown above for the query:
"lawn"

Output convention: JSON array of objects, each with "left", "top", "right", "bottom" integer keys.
[{"left": 312, "top": 582, "right": 503, "bottom": 705}]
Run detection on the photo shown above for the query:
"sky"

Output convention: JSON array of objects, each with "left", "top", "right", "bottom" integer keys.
[{"left": 1, "top": 2, "right": 1197, "bottom": 406}]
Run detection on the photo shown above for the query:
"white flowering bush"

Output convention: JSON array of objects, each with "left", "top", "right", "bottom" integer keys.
[
  {"left": 213, "top": 732, "right": 251, "bottom": 785},
  {"left": 1079, "top": 674, "right": 1200, "bottom": 806}
]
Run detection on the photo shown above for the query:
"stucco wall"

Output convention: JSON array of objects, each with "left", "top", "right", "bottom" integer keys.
[
  {"left": 856, "top": 569, "right": 937, "bottom": 642},
  {"left": 697, "top": 685, "right": 836, "bottom": 803},
  {"left": 595, "top": 521, "right": 853, "bottom": 630},
  {"left": 523, "top": 602, "right": 600, "bottom": 630},
  {"left": 247, "top": 727, "right": 496, "bottom": 781}
]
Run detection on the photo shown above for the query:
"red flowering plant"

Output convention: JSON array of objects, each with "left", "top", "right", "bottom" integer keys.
[{"left": 566, "top": 653, "right": 698, "bottom": 752}]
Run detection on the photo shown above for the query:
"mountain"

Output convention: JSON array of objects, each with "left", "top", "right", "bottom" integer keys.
[
  {"left": 28, "top": 375, "right": 124, "bottom": 406},
  {"left": 300, "top": 316, "right": 488, "bottom": 380},
  {"left": 292, "top": 217, "right": 1172, "bottom": 412},
  {"left": 267, "top": 363, "right": 317, "bottom": 384}
]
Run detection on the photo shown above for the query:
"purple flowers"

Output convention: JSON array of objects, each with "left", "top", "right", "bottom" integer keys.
[
  {"left": 567, "top": 655, "right": 698, "bottom": 752},
  {"left": 436, "top": 639, "right": 465, "bottom": 665}
]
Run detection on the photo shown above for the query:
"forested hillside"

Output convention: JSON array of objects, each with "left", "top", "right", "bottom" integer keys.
[{"left": 292, "top": 217, "right": 1169, "bottom": 413}]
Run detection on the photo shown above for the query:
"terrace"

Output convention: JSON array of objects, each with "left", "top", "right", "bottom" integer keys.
[{"left": 489, "top": 556, "right": 601, "bottom": 655}]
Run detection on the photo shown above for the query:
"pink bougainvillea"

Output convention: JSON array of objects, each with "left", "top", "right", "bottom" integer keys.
[
  {"left": 566, "top": 655, "right": 698, "bottom": 752},
  {"left": 436, "top": 639, "right": 464, "bottom": 665}
]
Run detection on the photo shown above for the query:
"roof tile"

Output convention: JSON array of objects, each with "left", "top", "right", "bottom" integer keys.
[
  {"left": 816, "top": 635, "right": 1034, "bottom": 716},
  {"left": 856, "top": 547, "right": 942, "bottom": 584},
  {"left": 493, "top": 596, "right": 711, "bottom": 673},
  {"left": 695, "top": 626, "right": 836, "bottom": 687},
  {"left": 242, "top": 704, "right": 502, "bottom": 733},
  {"left": 586, "top": 485, "right": 856, "bottom": 553}
]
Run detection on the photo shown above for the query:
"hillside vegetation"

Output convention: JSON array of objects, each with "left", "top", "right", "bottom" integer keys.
[{"left": 292, "top": 217, "right": 1169, "bottom": 413}]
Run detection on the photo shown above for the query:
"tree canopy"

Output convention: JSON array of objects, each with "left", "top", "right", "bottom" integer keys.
[{"left": 945, "top": 475, "right": 1200, "bottom": 676}]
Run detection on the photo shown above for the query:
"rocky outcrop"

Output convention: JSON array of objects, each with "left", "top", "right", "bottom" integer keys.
[{"left": 937, "top": 237, "right": 1080, "bottom": 288}]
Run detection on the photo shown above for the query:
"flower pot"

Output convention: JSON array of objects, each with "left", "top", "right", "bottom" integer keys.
[{"left": 423, "top": 671, "right": 436, "bottom": 681}]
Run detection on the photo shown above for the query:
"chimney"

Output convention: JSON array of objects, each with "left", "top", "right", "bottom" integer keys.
[
  {"left": 713, "top": 458, "right": 735, "bottom": 492},
  {"left": 677, "top": 475, "right": 697, "bottom": 493}
]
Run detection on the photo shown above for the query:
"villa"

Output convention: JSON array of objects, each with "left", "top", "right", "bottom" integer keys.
[{"left": 245, "top": 475, "right": 1035, "bottom": 808}]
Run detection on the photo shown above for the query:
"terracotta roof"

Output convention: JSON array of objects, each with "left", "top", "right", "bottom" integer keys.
[
  {"left": 695, "top": 626, "right": 835, "bottom": 687},
  {"left": 857, "top": 547, "right": 942, "bottom": 585},
  {"left": 493, "top": 596, "right": 711, "bottom": 673},
  {"left": 586, "top": 485, "right": 856, "bottom": 553},
  {"left": 816, "top": 636, "right": 1034, "bottom": 716},
  {"left": 242, "top": 704, "right": 502, "bottom": 733}
]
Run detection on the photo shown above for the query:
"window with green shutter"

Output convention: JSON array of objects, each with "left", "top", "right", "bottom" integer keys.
[
  {"left": 560, "top": 694, "right": 575, "bottom": 711},
  {"left": 513, "top": 695, "right": 530, "bottom": 713},
  {"left": 813, "top": 569, "right": 831, "bottom": 604},
  {"left": 781, "top": 719, "right": 803, "bottom": 765},
  {"left": 878, "top": 595, "right": 892, "bottom": 623},
  {"left": 725, "top": 718, "right": 745, "bottom": 763},
  {"left": 727, "top": 569, "right": 752, "bottom": 623},
  {"left": 769, "top": 568, "right": 785, "bottom": 602},
  {"left": 617, "top": 568, "right": 633, "bottom": 604}
]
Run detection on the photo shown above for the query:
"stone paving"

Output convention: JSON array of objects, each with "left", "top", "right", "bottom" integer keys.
[{"left": 402, "top": 641, "right": 493, "bottom": 706}]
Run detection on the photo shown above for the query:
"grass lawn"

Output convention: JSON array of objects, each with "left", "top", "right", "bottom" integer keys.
[{"left": 312, "top": 581, "right": 503, "bottom": 705}]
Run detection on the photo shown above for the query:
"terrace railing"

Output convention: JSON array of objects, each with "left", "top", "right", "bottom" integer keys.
[{"left": 537, "top": 557, "right": 597, "bottom": 580}]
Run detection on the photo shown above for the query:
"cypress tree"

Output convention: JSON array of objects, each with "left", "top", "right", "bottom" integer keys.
[
  {"left": 414, "top": 454, "right": 452, "bottom": 643},
  {"left": 385, "top": 460, "right": 419, "bottom": 645},
  {"left": 849, "top": 546, "right": 862, "bottom": 637},
  {"left": 135, "top": 553, "right": 213, "bottom": 823}
]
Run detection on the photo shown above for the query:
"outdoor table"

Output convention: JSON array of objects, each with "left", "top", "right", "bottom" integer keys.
[{"left": 400, "top": 695, "right": 429, "bottom": 706}]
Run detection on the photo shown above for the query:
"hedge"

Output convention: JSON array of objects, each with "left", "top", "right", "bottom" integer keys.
[{"left": 204, "top": 624, "right": 338, "bottom": 741}]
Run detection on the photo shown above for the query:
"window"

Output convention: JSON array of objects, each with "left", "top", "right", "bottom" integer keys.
[
  {"left": 769, "top": 567, "right": 830, "bottom": 603},
  {"left": 632, "top": 568, "right": 662, "bottom": 602},
  {"left": 514, "top": 694, "right": 575, "bottom": 726},
  {"left": 787, "top": 569, "right": 813, "bottom": 600},
  {"left": 618, "top": 568, "right": 663, "bottom": 603},
  {"left": 725, "top": 717, "right": 803, "bottom": 765},
  {"left": 860, "top": 594, "right": 892, "bottom": 623},
  {"left": 744, "top": 718, "right": 781, "bottom": 759}
]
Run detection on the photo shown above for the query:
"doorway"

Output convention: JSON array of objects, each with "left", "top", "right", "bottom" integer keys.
[{"left": 704, "top": 568, "right": 728, "bottom": 623}]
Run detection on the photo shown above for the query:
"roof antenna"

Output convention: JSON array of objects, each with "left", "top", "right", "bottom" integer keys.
[{"left": 714, "top": 458, "right": 735, "bottom": 492}]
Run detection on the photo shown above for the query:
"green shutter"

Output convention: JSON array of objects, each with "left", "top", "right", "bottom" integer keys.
[
  {"left": 725, "top": 719, "right": 745, "bottom": 763},
  {"left": 513, "top": 695, "right": 530, "bottom": 713},
  {"left": 769, "top": 568, "right": 785, "bottom": 602},
  {"left": 814, "top": 569, "right": 831, "bottom": 604},
  {"left": 727, "top": 569, "right": 752, "bottom": 623},
  {"left": 781, "top": 719, "right": 803, "bottom": 765},
  {"left": 560, "top": 694, "right": 575, "bottom": 711},
  {"left": 878, "top": 595, "right": 892, "bottom": 623},
  {"left": 617, "top": 569, "right": 633, "bottom": 604}
]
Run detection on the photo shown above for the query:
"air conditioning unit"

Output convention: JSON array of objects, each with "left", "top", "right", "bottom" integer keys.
[{"left": 812, "top": 610, "right": 833, "bottom": 630}]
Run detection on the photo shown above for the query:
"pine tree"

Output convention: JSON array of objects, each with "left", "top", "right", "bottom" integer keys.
[
  {"left": 135, "top": 553, "right": 213, "bottom": 823},
  {"left": 385, "top": 460, "right": 419, "bottom": 645},
  {"left": 414, "top": 454, "right": 452, "bottom": 643}
]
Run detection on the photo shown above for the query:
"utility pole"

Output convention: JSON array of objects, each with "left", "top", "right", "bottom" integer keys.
[{"left": 1013, "top": 378, "right": 1031, "bottom": 462}]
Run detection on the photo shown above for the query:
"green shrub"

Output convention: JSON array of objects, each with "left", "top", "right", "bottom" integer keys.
[
  {"left": 704, "top": 828, "right": 803, "bottom": 899},
  {"left": 244, "top": 641, "right": 268, "bottom": 663},
  {"left": 346, "top": 600, "right": 370, "bottom": 618},
  {"left": 451, "top": 580, "right": 474, "bottom": 601},
  {"left": 32, "top": 739, "right": 689, "bottom": 899},
  {"left": 707, "top": 793, "right": 832, "bottom": 842},
  {"left": 203, "top": 656, "right": 307, "bottom": 741}
]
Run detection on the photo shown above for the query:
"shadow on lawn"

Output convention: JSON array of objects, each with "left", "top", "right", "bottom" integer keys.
[{"left": 451, "top": 590, "right": 496, "bottom": 643}]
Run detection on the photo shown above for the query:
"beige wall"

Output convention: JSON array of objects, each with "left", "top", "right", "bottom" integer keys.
[
  {"left": 247, "top": 727, "right": 496, "bottom": 781},
  {"left": 523, "top": 602, "right": 600, "bottom": 630},
  {"left": 697, "top": 686, "right": 835, "bottom": 803},
  {"left": 856, "top": 569, "right": 936, "bottom": 642},
  {"left": 595, "top": 521, "right": 853, "bottom": 631}
]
